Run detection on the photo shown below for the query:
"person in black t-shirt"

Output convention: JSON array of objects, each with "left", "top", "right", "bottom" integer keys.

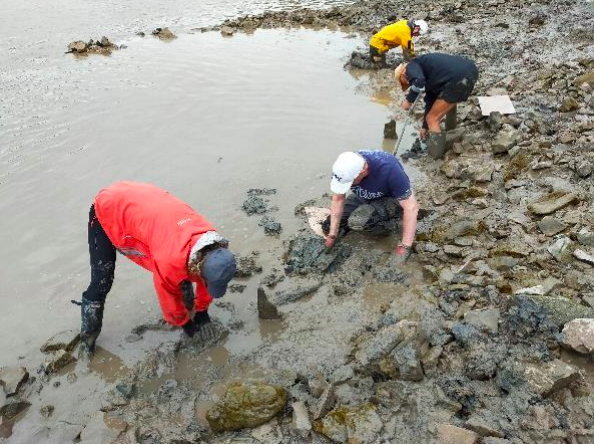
[{"left": 395, "top": 53, "right": 479, "bottom": 159}]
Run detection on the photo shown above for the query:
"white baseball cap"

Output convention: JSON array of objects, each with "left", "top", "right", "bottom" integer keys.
[{"left": 330, "top": 152, "right": 365, "bottom": 194}]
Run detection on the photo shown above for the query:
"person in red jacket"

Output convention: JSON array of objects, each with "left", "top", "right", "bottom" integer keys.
[{"left": 77, "top": 181, "right": 237, "bottom": 359}]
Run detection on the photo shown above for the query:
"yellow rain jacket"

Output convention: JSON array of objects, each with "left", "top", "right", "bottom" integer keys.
[{"left": 370, "top": 20, "right": 413, "bottom": 55}]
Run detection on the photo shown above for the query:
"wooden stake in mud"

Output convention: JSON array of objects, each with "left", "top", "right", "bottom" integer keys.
[{"left": 392, "top": 93, "right": 423, "bottom": 157}]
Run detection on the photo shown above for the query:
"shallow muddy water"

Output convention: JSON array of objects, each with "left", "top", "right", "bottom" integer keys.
[{"left": 0, "top": 28, "right": 414, "bottom": 369}]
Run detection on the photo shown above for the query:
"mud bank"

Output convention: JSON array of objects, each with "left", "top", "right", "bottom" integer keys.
[{"left": 3, "top": 0, "right": 594, "bottom": 442}]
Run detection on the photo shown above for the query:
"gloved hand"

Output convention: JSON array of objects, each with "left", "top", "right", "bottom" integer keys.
[
  {"left": 194, "top": 311, "right": 216, "bottom": 341},
  {"left": 182, "top": 320, "right": 197, "bottom": 338}
]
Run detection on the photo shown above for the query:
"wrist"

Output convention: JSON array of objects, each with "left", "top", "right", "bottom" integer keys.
[{"left": 328, "top": 234, "right": 337, "bottom": 239}]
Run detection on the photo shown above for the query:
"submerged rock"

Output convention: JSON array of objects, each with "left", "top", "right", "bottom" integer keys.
[
  {"left": 67, "top": 36, "right": 119, "bottom": 55},
  {"left": 220, "top": 26, "right": 235, "bottom": 36},
  {"left": 384, "top": 119, "right": 396, "bottom": 139},
  {"left": 0, "top": 397, "right": 31, "bottom": 420},
  {"left": 42, "top": 350, "right": 76, "bottom": 374},
  {"left": 0, "top": 367, "right": 28, "bottom": 396},
  {"left": 561, "top": 318, "right": 594, "bottom": 355},
  {"left": 257, "top": 287, "right": 281, "bottom": 320},
  {"left": 40, "top": 330, "right": 80, "bottom": 353},
  {"left": 284, "top": 233, "right": 349, "bottom": 275},
  {"left": 258, "top": 215, "right": 282, "bottom": 235},
  {"left": 206, "top": 382, "right": 287, "bottom": 432},
  {"left": 152, "top": 27, "right": 176, "bottom": 39},
  {"left": 273, "top": 282, "right": 322, "bottom": 305},
  {"left": 234, "top": 252, "right": 263, "bottom": 277}
]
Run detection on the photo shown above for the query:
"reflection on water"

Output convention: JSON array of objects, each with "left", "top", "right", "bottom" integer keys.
[
  {"left": 363, "top": 282, "right": 405, "bottom": 312},
  {"left": 0, "top": 29, "right": 393, "bottom": 367}
]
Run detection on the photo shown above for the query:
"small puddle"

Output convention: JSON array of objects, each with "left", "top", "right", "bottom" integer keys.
[
  {"left": 363, "top": 283, "right": 406, "bottom": 312},
  {"left": 88, "top": 347, "right": 131, "bottom": 383}
]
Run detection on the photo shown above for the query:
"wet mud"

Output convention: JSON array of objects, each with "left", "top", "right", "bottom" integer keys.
[{"left": 3, "top": 0, "right": 594, "bottom": 442}]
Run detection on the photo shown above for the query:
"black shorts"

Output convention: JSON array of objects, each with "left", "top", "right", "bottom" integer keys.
[{"left": 439, "top": 66, "right": 479, "bottom": 103}]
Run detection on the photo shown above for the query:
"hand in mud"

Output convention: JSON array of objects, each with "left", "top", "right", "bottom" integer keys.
[
  {"left": 395, "top": 245, "right": 412, "bottom": 262},
  {"left": 419, "top": 128, "right": 427, "bottom": 140},
  {"left": 193, "top": 311, "right": 216, "bottom": 342},
  {"left": 402, "top": 100, "right": 411, "bottom": 111},
  {"left": 182, "top": 320, "right": 197, "bottom": 338},
  {"left": 324, "top": 235, "right": 336, "bottom": 249},
  {"left": 199, "top": 323, "right": 217, "bottom": 342}
]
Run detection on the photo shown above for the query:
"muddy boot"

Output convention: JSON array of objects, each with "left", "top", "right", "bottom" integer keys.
[
  {"left": 445, "top": 104, "right": 458, "bottom": 131},
  {"left": 426, "top": 132, "right": 447, "bottom": 159},
  {"left": 79, "top": 298, "right": 104, "bottom": 362}
]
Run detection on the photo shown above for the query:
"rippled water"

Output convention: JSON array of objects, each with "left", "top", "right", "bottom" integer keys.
[{"left": 0, "top": 26, "right": 398, "bottom": 366}]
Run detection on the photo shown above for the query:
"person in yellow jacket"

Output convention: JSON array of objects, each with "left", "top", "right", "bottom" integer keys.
[{"left": 370, "top": 19, "right": 428, "bottom": 66}]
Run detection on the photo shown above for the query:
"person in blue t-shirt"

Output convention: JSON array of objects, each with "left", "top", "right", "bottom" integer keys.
[{"left": 323, "top": 150, "right": 420, "bottom": 260}]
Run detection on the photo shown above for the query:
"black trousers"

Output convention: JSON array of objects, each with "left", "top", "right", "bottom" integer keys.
[
  {"left": 322, "top": 195, "right": 402, "bottom": 236},
  {"left": 82, "top": 205, "right": 116, "bottom": 303}
]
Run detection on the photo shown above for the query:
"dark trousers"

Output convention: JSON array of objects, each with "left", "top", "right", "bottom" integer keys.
[
  {"left": 83, "top": 205, "right": 116, "bottom": 303},
  {"left": 323, "top": 195, "right": 402, "bottom": 236}
]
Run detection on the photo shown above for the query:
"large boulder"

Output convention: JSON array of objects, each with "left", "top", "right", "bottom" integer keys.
[
  {"left": 206, "top": 382, "right": 287, "bottom": 432},
  {"left": 561, "top": 318, "right": 594, "bottom": 354},
  {"left": 524, "top": 295, "right": 594, "bottom": 327}
]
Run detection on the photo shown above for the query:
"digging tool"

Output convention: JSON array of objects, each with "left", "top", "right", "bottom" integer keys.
[{"left": 392, "top": 94, "right": 423, "bottom": 156}]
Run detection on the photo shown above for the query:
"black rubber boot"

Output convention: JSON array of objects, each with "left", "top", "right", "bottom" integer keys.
[
  {"left": 79, "top": 298, "right": 104, "bottom": 361},
  {"left": 426, "top": 132, "right": 447, "bottom": 159}
]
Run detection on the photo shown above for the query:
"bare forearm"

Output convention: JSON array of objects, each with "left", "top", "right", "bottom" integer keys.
[
  {"left": 400, "top": 207, "right": 418, "bottom": 247},
  {"left": 329, "top": 197, "right": 346, "bottom": 237}
]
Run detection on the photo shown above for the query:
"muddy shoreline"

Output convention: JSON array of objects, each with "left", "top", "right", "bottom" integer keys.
[{"left": 3, "top": 0, "right": 594, "bottom": 443}]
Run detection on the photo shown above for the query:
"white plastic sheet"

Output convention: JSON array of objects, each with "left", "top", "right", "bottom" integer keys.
[
  {"left": 303, "top": 206, "right": 330, "bottom": 237},
  {"left": 477, "top": 95, "right": 516, "bottom": 116}
]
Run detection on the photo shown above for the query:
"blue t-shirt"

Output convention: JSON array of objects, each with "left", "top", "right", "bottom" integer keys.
[{"left": 350, "top": 150, "right": 412, "bottom": 201}]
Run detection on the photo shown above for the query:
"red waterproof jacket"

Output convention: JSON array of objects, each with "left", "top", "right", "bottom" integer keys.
[{"left": 94, "top": 181, "right": 215, "bottom": 326}]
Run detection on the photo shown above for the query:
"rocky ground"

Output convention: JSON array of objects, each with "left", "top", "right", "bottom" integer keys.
[{"left": 3, "top": 0, "right": 594, "bottom": 443}]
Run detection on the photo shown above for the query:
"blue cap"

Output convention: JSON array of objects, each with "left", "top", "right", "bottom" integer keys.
[{"left": 202, "top": 248, "right": 237, "bottom": 298}]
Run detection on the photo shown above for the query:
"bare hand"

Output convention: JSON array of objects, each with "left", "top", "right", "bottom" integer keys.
[
  {"left": 419, "top": 128, "right": 427, "bottom": 140},
  {"left": 395, "top": 245, "right": 412, "bottom": 262},
  {"left": 402, "top": 100, "right": 411, "bottom": 111},
  {"left": 325, "top": 236, "right": 336, "bottom": 248}
]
